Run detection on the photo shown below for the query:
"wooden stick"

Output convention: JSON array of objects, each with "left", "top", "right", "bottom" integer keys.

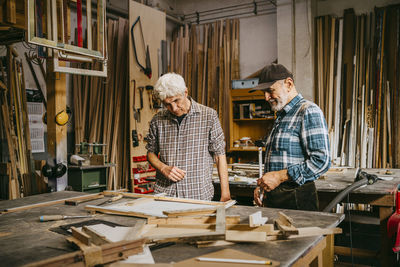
[{"left": 1, "top": 193, "right": 102, "bottom": 214}]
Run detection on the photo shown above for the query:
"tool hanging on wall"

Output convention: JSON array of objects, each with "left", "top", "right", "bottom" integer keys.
[
  {"left": 131, "top": 16, "right": 152, "bottom": 79},
  {"left": 138, "top": 86, "right": 144, "bottom": 114},
  {"left": 131, "top": 80, "right": 139, "bottom": 147},
  {"left": 145, "top": 85, "right": 153, "bottom": 109}
]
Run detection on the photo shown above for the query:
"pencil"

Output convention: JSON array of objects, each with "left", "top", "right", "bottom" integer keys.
[{"left": 196, "top": 257, "right": 272, "bottom": 265}]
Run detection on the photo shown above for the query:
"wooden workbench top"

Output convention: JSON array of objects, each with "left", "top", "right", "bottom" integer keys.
[{"left": 0, "top": 191, "right": 344, "bottom": 266}]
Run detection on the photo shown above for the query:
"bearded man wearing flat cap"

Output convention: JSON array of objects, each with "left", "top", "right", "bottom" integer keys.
[{"left": 252, "top": 63, "right": 330, "bottom": 211}]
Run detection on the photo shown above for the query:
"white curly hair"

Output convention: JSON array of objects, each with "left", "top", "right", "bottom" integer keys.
[{"left": 154, "top": 73, "right": 187, "bottom": 101}]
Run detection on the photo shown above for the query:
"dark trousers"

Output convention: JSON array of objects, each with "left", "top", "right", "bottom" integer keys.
[{"left": 264, "top": 181, "right": 319, "bottom": 211}]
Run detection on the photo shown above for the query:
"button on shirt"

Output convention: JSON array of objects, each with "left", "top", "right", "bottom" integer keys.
[
  {"left": 264, "top": 94, "right": 331, "bottom": 185},
  {"left": 146, "top": 98, "right": 226, "bottom": 200}
]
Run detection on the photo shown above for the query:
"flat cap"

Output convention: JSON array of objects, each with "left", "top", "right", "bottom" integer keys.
[{"left": 249, "top": 63, "right": 293, "bottom": 92}]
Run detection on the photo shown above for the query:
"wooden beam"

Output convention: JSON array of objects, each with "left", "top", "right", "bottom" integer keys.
[
  {"left": 46, "top": 59, "right": 67, "bottom": 191},
  {"left": 71, "top": 226, "right": 92, "bottom": 246},
  {"left": 6, "top": 0, "right": 16, "bottom": 24}
]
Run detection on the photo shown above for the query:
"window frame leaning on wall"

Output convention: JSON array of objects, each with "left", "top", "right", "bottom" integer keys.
[{"left": 27, "top": 0, "right": 107, "bottom": 77}]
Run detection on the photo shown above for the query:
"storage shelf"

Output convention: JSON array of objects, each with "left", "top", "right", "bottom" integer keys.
[{"left": 229, "top": 87, "right": 272, "bottom": 162}]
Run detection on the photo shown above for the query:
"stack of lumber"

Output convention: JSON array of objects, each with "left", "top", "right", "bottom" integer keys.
[
  {"left": 314, "top": 5, "right": 400, "bottom": 168},
  {"left": 169, "top": 20, "right": 240, "bottom": 146},
  {"left": 84, "top": 192, "right": 341, "bottom": 245},
  {"left": 73, "top": 18, "right": 130, "bottom": 190},
  {"left": 0, "top": 45, "right": 37, "bottom": 199}
]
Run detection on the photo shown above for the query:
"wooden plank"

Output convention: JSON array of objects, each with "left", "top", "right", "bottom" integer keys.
[
  {"left": 102, "top": 191, "right": 229, "bottom": 206},
  {"left": 0, "top": 82, "right": 19, "bottom": 199},
  {"left": 156, "top": 224, "right": 274, "bottom": 233},
  {"left": 290, "top": 227, "right": 342, "bottom": 238},
  {"left": 147, "top": 215, "right": 240, "bottom": 225},
  {"left": 85, "top": 205, "right": 154, "bottom": 218},
  {"left": 1, "top": 193, "right": 102, "bottom": 213},
  {"left": 82, "top": 226, "right": 112, "bottom": 245},
  {"left": 225, "top": 230, "right": 266, "bottom": 242},
  {"left": 215, "top": 206, "right": 225, "bottom": 232},
  {"left": 65, "top": 194, "right": 104, "bottom": 205},
  {"left": 334, "top": 245, "right": 378, "bottom": 258},
  {"left": 71, "top": 226, "right": 92, "bottom": 246},
  {"left": 139, "top": 224, "right": 221, "bottom": 242},
  {"left": 163, "top": 207, "right": 217, "bottom": 217}
]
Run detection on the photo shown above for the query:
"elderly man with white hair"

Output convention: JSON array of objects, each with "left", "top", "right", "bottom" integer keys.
[{"left": 146, "top": 73, "right": 231, "bottom": 201}]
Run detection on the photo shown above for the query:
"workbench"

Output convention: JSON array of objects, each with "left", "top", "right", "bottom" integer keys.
[
  {"left": 214, "top": 168, "right": 400, "bottom": 265},
  {"left": 0, "top": 191, "right": 343, "bottom": 266}
]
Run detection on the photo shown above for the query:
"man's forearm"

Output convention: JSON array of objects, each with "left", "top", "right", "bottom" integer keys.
[
  {"left": 147, "top": 152, "right": 166, "bottom": 173},
  {"left": 215, "top": 155, "right": 230, "bottom": 200}
]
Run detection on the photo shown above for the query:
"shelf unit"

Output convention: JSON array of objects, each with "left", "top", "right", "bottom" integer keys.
[
  {"left": 131, "top": 155, "right": 155, "bottom": 194},
  {"left": 229, "top": 88, "right": 274, "bottom": 163}
]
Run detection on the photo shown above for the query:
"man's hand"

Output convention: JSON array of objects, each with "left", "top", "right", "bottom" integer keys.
[
  {"left": 220, "top": 193, "right": 231, "bottom": 202},
  {"left": 160, "top": 165, "right": 186, "bottom": 182},
  {"left": 257, "top": 169, "right": 289, "bottom": 192},
  {"left": 253, "top": 186, "right": 263, "bottom": 207}
]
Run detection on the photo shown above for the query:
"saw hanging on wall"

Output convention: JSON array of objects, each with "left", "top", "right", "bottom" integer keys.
[{"left": 131, "top": 16, "right": 152, "bottom": 79}]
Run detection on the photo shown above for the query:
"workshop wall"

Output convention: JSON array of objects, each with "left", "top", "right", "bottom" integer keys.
[
  {"left": 316, "top": 0, "right": 400, "bottom": 16},
  {"left": 277, "top": 0, "right": 400, "bottom": 102},
  {"left": 174, "top": 0, "right": 277, "bottom": 78}
]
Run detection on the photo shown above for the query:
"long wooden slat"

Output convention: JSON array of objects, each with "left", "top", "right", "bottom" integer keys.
[
  {"left": 1, "top": 193, "right": 102, "bottom": 214},
  {"left": 0, "top": 82, "right": 19, "bottom": 199},
  {"left": 102, "top": 190, "right": 233, "bottom": 206}
]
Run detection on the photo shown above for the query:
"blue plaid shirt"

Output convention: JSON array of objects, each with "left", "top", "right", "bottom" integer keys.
[{"left": 264, "top": 94, "right": 330, "bottom": 185}]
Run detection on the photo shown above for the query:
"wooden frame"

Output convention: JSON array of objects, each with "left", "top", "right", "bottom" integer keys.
[
  {"left": 52, "top": 51, "right": 108, "bottom": 77},
  {"left": 26, "top": 0, "right": 106, "bottom": 59},
  {"left": 85, "top": 194, "right": 236, "bottom": 219}
]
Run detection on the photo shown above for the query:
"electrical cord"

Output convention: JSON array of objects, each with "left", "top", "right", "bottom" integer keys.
[{"left": 323, "top": 178, "right": 368, "bottom": 212}]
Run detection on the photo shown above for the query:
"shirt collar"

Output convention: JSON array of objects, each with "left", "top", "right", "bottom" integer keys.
[
  {"left": 278, "top": 93, "right": 303, "bottom": 116},
  {"left": 166, "top": 96, "right": 200, "bottom": 121}
]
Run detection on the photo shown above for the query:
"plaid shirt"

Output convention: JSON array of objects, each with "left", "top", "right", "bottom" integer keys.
[
  {"left": 264, "top": 94, "right": 330, "bottom": 185},
  {"left": 146, "top": 98, "right": 226, "bottom": 200}
]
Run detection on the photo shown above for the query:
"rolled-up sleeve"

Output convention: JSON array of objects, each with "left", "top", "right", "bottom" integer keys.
[
  {"left": 208, "top": 110, "right": 226, "bottom": 156},
  {"left": 145, "top": 118, "right": 159, "bottom": 154},
  {"left": 287, "top": 105, "right": 331, "bottom": 185}
]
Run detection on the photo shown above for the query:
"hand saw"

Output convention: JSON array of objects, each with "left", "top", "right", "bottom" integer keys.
[{"left": 131, "top": 16, "right": 152, "bottom": 79}]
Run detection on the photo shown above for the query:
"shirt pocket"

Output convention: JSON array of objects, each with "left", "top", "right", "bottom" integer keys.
[{"left": 274, "top": 122, "right": 301, "bottom": 152}]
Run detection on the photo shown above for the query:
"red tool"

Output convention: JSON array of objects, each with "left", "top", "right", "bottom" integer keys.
[{"left": 387, "top": 184, "right": 400, "bottom": 255}]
